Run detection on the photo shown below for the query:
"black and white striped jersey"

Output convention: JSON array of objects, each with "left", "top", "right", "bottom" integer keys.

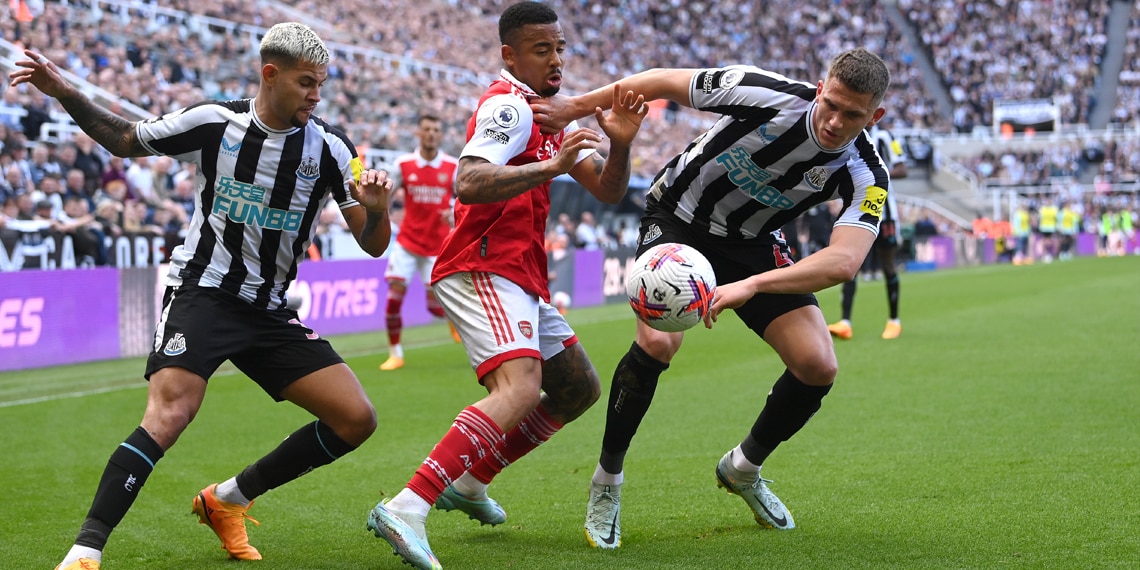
[
  {"left": 647, "top": 65, "right": 890, "bottom": 241},
  {"left": 136, "top": 100, "right": 363, "bottom": 309},
  {"left": 866, "top": 124, "right": 903, "bottom": 224}
]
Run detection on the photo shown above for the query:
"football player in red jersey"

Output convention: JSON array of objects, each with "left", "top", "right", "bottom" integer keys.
[{"left": 366, "top": 3, "right": 646, "bottom": 568}]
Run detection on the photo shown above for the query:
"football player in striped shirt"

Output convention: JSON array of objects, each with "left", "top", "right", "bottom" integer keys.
[
  {"left": 13, "top": 23, "right": 396, "bottom": 570},
  {"left": 534, "top": 48, "right": 892, "bottom": 548}
]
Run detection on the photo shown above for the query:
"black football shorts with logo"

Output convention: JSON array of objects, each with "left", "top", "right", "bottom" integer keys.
[
  {"left": 637, "top": 204, "right": 818, "bottom": 338},
  {"left": 146, "top": 285, "right": 344, "bottom": 400}
]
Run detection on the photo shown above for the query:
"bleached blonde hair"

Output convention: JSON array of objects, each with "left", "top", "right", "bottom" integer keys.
[{"left": 259, "top": 22, "right": 330, "bottom": 67}]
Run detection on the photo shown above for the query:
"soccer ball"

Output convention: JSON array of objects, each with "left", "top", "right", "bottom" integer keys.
[
  {"left": 626, "top": 243, "right": 717, "bottom": 332},
  {"left": 551, "top": 290, "right": 572, "bottom": 313}
]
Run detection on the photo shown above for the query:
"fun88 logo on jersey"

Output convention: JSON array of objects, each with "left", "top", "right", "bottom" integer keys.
[
  {"left": 213, "top": 176, "right": 304, "bottom": 231},
  {"left": 716, "top": 147, "right": 795, "bottom": 209}
]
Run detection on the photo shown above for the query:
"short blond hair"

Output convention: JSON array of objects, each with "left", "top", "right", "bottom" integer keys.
[{"left": 259, "top": 22, "right": 329, "bottom": 67}]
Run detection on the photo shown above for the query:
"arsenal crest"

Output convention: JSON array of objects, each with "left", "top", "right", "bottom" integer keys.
[{"left": 518, "top": 320, "right": 533, "bottom": 339}]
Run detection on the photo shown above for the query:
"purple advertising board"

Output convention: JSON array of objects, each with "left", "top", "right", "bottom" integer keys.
[
  {"left": 291, "top": 258, "right": 435, "bottom": 336},
  {"left": 0, "top": 268, "right": 121, "bottom": 371}
]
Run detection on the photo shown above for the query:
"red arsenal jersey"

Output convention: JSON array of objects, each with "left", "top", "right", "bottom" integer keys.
[
  {"left": 430, "top": 70, "right": 594, "bottom": 300},
  {"left": 393, "top": 150, "right": 457, "bottom": 257}
]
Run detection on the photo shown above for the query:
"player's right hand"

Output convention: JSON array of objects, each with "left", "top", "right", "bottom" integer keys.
[{"left": 350, "top": 168, "right": 393, "bottom": 214}]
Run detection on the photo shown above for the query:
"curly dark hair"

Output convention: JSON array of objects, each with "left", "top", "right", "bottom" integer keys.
[{"left": 499, "top": 1, "right": 558, "bottom": 46}]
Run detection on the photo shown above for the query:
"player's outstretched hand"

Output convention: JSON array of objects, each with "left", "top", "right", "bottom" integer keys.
[
  {"left": 595, "top": 84, "right": 647, "bottom": 148},
  {"left": 703, "top": 281, "right": 752, "bottom": 328},
  {"left": 8, "top": 50, "right": 72, "bottom": 99},
  {"left": 350, "top": 169, "right": 393, "bottom": 215}
]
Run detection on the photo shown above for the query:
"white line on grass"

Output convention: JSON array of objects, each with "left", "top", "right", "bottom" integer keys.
[{"left": 0, "top": 309, "right": 633, "bottom": 409}]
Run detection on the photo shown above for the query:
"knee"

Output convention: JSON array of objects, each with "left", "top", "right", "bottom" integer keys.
[
  {"left": 637, "top": 333, "right": 681, "bottom": 363},
  {"left": 789, "top": 355, "right": 838, "bottom": 386},
  {"left": 353, "top": 403, "right": 379, "bottom": 441},
  {"left": 334, "top": 402, "right": 378, "bottom": 446},
  {"left": 141, "top": 405, "right": 196, "bottom": 449}
]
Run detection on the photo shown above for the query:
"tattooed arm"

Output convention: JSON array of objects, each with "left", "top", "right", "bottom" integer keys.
[
  {"left": 567, "top": 85, "right": 647, "bottom": 204},
  {"left": 8, "top": 50, "right": 148, "bottom": 157},
  {"left": 455, "top": 125, "right": 602, "bottom": 205}
]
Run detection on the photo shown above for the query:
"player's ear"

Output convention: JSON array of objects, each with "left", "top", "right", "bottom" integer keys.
[
  {"left": 867, "top": 107, "right": 886, "bottom": 128},
  {"left": 261, "top": 62, "right": 279, "bottom": 85}
]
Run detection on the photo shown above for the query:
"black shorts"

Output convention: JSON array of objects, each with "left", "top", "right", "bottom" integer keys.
[
  {"left": 146, "top": 285, "right": 345, "bottom": 400},
  {"left": 637, "top": 207, "right": 817, "bottom": 338}
]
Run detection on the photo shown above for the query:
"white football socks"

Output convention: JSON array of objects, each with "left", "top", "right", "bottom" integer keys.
[
  {"left": 215, "top": 477, "right": 251, "bottom": 506},
  {"left": 592, "top": 464, "right": 624, "bottom": 486}
]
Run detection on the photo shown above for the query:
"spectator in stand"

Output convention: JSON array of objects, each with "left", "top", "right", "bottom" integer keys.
[
  {"left": 575, "top": 210, "right": 602, "bottom": 250},
  {"left": 0, "top": 88, "right": 25, "bottom": 133},
  {"left": 55, "top": 141, "right": 78, "bottom": 177},
  {"left": 0, "top": 195, "right": 19, "bottom": 226},
  {"left": 0, "top": 163, "right": 17, "bottom": 203},
  {"left": 54, "top": 195, "right": 107, "bottom": 265},
  {"left": 7, "top": 133, "right": 33, "bottom": 190},
  {"left": 100, "top": 155, "right": 130, "bottom": 197},
  {"left": 124, "top": 156, "right": 154, "bottom": 205},
  {"left": 34, "top": 172, "right": 65, "bottom": 218},
  {"left": 73, "top": 133, "right": 106, "bottom": 194},
  {"left": 92, "top": 198, "right": 124, "bottom": 241},
  {"left": 63, "top": 168, "right": 91, "bottom": 208},
  {"left": 28, "top": 142, "right": 61, "bottom": 189}
]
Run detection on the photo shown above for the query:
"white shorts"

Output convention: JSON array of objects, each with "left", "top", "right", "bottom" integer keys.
[
  {"left": 384, "top": 241, "right": 436, "bottom": 285},
  {"left": 433, "top": 271, "right": 576, "bottom": 380}
]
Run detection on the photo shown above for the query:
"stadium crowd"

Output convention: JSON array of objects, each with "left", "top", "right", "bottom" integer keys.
[
  {"left": 2, "top": 0, "right": 1138, "bottom": 269},
  {"left": 899, "top": 0, "right": 1111, "bottom": 132}
]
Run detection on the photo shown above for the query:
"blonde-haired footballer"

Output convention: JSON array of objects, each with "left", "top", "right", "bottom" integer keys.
[{"left": 11, "top": 22, "right": 395, "bottom": 569}]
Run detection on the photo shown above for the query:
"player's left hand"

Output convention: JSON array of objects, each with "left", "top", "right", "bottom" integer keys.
[
  {"left": 595, "top": 84, "right": 647, "bottom": 147},
  {"left": 350, "top": 169, "right": 392, "bottom": 214},
  {"left": 703, "top": 281, "right": 751, "bottom": 328}
]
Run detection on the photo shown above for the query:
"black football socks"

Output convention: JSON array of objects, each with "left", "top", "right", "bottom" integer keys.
[
  {"left": 235, "top": 420, "right": 356, "bottom": 499},
  {"left": 599, "top": 342, "right": 669, "bottom": 474},
  {"left": 740, "top": 370, "right": 832, "bottom": 466},
  {"left": 77, "top": 426, "right": 165, "bottom": 550}
]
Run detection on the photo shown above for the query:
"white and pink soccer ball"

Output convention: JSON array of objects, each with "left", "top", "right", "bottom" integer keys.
[{"left": 626, "top": 243, "right": 717, "bottom": 332}]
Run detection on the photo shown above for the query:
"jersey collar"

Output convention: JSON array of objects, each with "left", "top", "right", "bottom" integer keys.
[
  {"left": 250, "top": 101, "right": 300, "bottom": 136},
  {"left": 499, "top": 69, "right": 539, "bottom": 99},
  {"left": 415, "top": 148, "right": 444, "bottom": 168}
]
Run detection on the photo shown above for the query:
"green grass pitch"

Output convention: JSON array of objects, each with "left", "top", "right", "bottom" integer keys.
[{"left": 2, "top": 256, "right": 1137, "bottom": 569}]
